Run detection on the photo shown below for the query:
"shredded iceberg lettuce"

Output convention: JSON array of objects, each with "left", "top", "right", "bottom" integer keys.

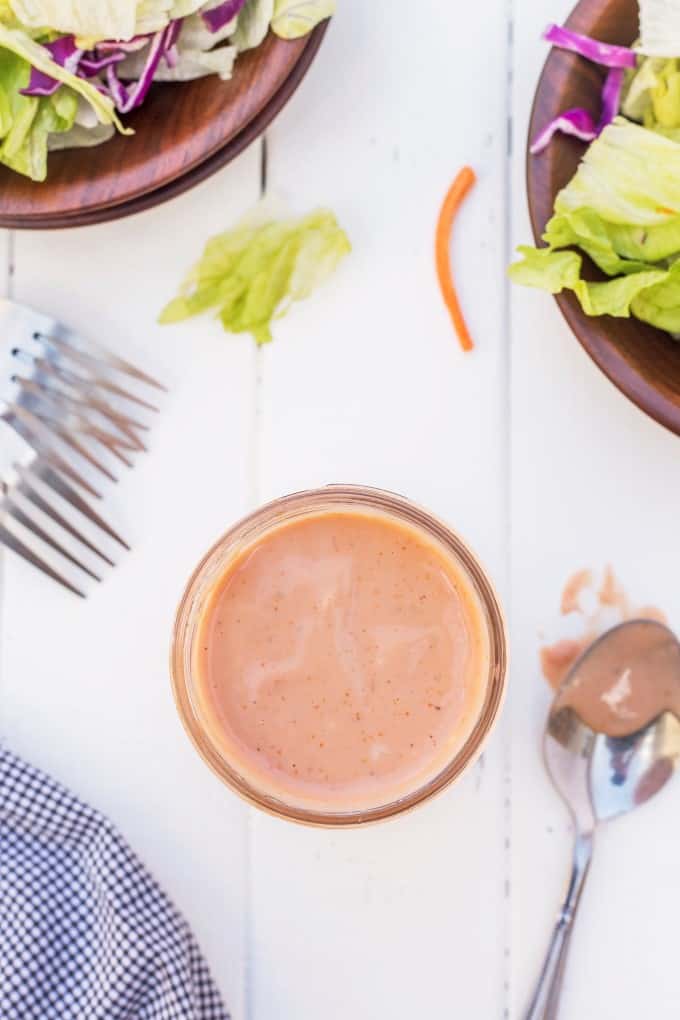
[
  {"left": 0, "top": 47, "right": 78, "bottom": 179},
  {"left": 0, "top": 0, "right": 334, "bottom": 179},
  {"left": 510, "top": 119, "right": 680, "bottom": 334}
]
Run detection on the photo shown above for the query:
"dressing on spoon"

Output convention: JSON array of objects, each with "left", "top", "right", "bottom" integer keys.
[{"left": 552, "top": 618, "right": 680, "bottom": 738}]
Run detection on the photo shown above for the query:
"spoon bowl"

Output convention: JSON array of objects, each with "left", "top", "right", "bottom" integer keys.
[{"left": 590, "top": 711, "right": 680, "bottom": 821}]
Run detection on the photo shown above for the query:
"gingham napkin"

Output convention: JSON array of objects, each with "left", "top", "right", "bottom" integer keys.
[{"left": 0, "top": 747, "right": 230, "bottom": 1020}]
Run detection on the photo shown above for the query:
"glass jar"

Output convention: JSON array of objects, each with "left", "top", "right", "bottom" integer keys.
[{"left": 171, "top": 485, "right": 507, "bottom": 826}]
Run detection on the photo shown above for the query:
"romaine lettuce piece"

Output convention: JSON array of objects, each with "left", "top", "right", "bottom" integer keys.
[
  {"left": 623, "top": 56, "right": 680, "bottom": 134},
  {"left": 8, "top": 0, "right": 206, "bottom": 40},
  {"left": 544, "top": 207, "right": 680, "bottom": 273},
  {"left": 159, "top": 206, "right": 351, "bottom": 345},
  {"left": 553, "top": 117, "right": 680, "bottom": 226},
  {"left": 510, "top": 118, "right": 680, "bottom": 335},
  {"left": 231, "top": 0, "right": 273, "bottom": 51},
  {"left": 134, "top": 0, "right": 206, "bottom": 35},
  {"left": 117, "top": 5, "right": 239, "bottom": 83},
  {"left": 509, "top": 246, "right": 667, "bottom": 316},
  {"left": 48, "top": 120, "right": 114, "bottom": 150},
  {"left": 118, "top": 39, "right": 237, "bottom": 81},
  {"left": 510, "top": 245, "right": 680, "bottom": 332},
  {"left": 0, "top": 48, "right": 77, "bottom": 178},
  {"left": 271, "top": 0, "right": 334, "bottom": 39},
  {"left": 0, "top": 24, "right": 127, "bottom": 130},
  {"left": 10, "top": 0, "right": 139, "bottom": 40}
]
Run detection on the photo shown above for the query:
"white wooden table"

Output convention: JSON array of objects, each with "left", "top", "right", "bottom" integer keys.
[{"left": 3, "top": 2, "right": 680, "bottom": 1017}]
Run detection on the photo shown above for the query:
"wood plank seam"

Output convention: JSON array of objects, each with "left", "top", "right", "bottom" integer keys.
[
  {"left": 503, "top": 2, "right": 515, "bottom": 1017},
  {"left": 243, "top": 134, "right": 269, "bottom": 1020}
]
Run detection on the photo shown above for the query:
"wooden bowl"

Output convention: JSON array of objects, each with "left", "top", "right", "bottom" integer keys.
[
  {"left": 527, "top": 0, "right": 680, "bottom": 435},
  {"left": 0, "top": 22, "right": 328, "bottom": 230}
]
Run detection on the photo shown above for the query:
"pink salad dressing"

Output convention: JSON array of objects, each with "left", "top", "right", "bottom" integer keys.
[{"left": 194, "top": 509, "right": 491, "bottom": 811}]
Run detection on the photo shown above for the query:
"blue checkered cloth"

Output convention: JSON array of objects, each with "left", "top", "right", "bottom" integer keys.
[{"left": 0, "top": 747, "right": 230, "bottom": 1020}]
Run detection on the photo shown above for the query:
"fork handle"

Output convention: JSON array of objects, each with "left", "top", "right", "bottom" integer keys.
[{"left": 524, "top": 830, "right": 594, "bottom": 1020}]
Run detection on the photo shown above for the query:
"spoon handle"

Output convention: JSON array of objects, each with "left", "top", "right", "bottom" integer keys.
[{"left": 525, "top": 831, "right": 594, "bottom": 1020}]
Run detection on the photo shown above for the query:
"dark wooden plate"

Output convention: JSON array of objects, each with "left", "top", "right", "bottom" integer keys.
[
  {"left": 0, "top": 22, "right": 327, "bottom": 230},
  {"left": 527, "top": 0, "right": 680, "bottom": 435}
]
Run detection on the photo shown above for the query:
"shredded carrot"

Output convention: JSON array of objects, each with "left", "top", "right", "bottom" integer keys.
[{"left": 435, "top": 166, "right": 477, "bottom": 352}]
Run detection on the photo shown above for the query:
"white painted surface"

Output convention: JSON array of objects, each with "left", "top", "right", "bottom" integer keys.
[{"left": 1, "top": 1, "right": 679, "bottom": 1017}]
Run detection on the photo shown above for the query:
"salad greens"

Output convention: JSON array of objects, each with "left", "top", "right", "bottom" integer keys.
[
  {"left": 511, "top": 11, "right": 680, "bottom": 338},
  {"left": 0, "top": 50, "right": 78, "bottom": 179},
  {"left": 510, "top": 119, "right": 680, "bottom": 332},
  {"left": 271, "top": 0, "right": 336, "bottom": 40},
  {"left": 11, "top": 1, "right": 217, "bottom": 43},
  {"left": 0, "top": 0, "right": 334, "bottom": 180},
  {"left": 159, "top": 206, "right": 350, "bottom": 345},
  {"left": 622, "top": 56, "right": 680, "bottom": 133},
  {"left": 231, "top": 0, "right": 273, "bottom": 50},
  {"left": 0, "top": 25, "right": 125, "bottom": 129}
]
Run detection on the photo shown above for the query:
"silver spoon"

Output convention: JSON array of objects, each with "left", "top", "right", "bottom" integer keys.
[{"left": 525, "top": 619, "right": 680, "bottom": 1020}]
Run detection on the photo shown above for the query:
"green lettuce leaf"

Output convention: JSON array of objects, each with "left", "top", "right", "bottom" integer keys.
[
  {"left": 0, "top": 48, "right": 77, "bottom": 179},
  {"left": 630, "top": 260, "right": 680, "bottom": 331},
  {"left": 509, "top": 119, "right": 680, "bottom": 334},
  {"left": 271, "top": 0, "right": 334, "bottom": 39},
  {"left": 10, "top": 0, "right": 138, "bottom": 40},
  {"left": 8, "top": 0, "right": 207, "bottom": 41},
  {"left": 622, "top": 56, "right": 680, "bottom": 132},
  {"left": 543, "top": 207, "right": 680, "bottom": 273},
  {"left": 0, "top": 25, "right": 127, "bottom": 133},
  {"left": 622, "top": 57, "right": 665, "bottom": 121},
  {"left": 231, "top": 0, "right": 273, "bottom": 51},
  {"left": 539, "top": 120, "right": 680, "bottom": 271},
  {"left": 553, "top": 118, "right": 680, "bottom": 227},
  {"left": 510, "top": 246, "right": 680, "bottom": 331},
  {"left": 159, "top": 206, "right": 351, "bottom": 345},
  {"left": 509, "top": 247, "right": 668, "bottom": 317},
  {"left": 134, "top": 0, "right": 207, "bottom": 35}
]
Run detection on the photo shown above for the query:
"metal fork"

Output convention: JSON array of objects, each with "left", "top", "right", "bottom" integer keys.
[{"left": 0, "top": 299, "right": 164, "bottom": 596}]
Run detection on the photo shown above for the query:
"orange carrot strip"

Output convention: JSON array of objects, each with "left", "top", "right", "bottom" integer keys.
[{"left": 435, "top": 166, "right": 477, "bottom": 352}]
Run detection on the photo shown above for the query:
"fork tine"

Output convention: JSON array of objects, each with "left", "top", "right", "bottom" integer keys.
[
  {"left": 15, "top": 466, "right": 116, "bottom": 567},
  {"left": 62, "top": 394, "right": 150, "bottom": 449},
  {"left": 5, "top": 403, "right": 102, "bottom": 499},
  {"left": 27, "top": 356, "right": 160, "bottom": 413},
  {"left": 82, "top": 398, "right": 150, "bottom": 435},
  {"left": 83, "top": 427, "right": 134, "bottom": 467},
  {"left": 14, "top": 380, "right": 123, "bottom": 479},
  {"left": 17, "top": 461, "right": 130, "bottom": 551},
  {"left": 99, "top": 425, "right": 147, "bottom": 453},
  {"left": 89, "top": 377, "right": 160, "bottom": 412},
  {"left": 40, "top": 334, "right": 167, "bottom": 392},
  {"left": 4, "top": 496, "right": 102, "bottom": 582},
  {"left": 15, "top": 372, "right": 149, "bottom": 449},
  {"left": 0, "top": 522, "right": 85, "bottom": 597},
  {"left": 81, "top": 408, "right": 149, "bottom": 451},
  {"left": 83, "top": 428, "right": 140, "bottom": 457},
  {"left": 43, "top": 418, "right": 120, "bottom": 482}
]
